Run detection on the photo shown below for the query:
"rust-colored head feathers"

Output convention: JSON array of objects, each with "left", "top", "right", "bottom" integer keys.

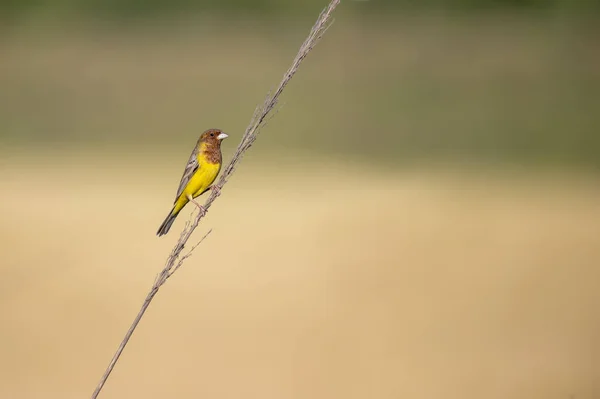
[
  {"left": 199, "top": 128, "right": 228, "bottom": 146},
  {"left": 198, "top": 128, "right": 228, "bottom": 164}
]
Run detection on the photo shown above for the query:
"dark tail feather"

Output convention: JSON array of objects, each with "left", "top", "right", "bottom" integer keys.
[{"left": 157, "top": 209, "right": 178, "bottom": 236}]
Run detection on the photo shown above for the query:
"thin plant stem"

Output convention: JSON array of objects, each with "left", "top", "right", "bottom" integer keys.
[{"left": 90, "top": 1, "right": 341, "bottom": 398}]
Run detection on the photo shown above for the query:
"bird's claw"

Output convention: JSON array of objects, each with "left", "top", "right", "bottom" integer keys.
[
  {"left": 188, "top": 196, "right": 207, "bottom": 217},
  {"left": 211, "top": 185, "right": 221, "bottom": 197},
  {"left": 194, "top": 202, "right": 207, "bottom": 217}
]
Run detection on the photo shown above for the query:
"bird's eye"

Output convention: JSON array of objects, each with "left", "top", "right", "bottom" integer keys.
[{"left": 210, "top": 133, "right": 214, "bottom": 137}]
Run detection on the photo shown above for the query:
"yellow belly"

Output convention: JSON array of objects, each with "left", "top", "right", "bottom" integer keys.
[{"left": 174, "top": 161, "right": 221, "bottom": 213}]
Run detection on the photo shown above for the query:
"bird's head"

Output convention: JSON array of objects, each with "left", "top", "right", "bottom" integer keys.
[{"left": 200, "top": 128, "right": 228, "bottom": 147}]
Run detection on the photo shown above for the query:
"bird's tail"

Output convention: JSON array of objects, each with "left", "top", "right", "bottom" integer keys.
[{"left": 157, "top": 207, "right": 179, "bottom": 237}]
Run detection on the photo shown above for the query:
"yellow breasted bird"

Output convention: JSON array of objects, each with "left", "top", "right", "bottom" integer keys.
[{"left": 157, "top": 128, "right": 228, "bottom": 236}]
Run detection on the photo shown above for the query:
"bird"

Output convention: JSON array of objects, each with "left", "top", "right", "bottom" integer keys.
[{"left": 157, "top": 128, "right": 228, "bottom": 236}]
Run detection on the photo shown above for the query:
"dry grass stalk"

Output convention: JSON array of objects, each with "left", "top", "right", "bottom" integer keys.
[{"left": 90, "top": 1, "right": 341, "bottom": 397}]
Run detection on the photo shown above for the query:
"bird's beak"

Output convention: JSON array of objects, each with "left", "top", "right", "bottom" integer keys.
[{"left": 217, "top": 132, "right": 228, "bottom": 140}]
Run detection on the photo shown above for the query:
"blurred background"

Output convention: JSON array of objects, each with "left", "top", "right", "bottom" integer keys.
[{"left": 1, "top": 0, "right": 599, "bottom": 398}]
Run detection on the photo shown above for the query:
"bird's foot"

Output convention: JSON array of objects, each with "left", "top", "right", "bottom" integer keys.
[
  {"left": 194, "top": 202, "right": 208, "bottom": 217},
  {"left": 187, "top": 195, "right": 207, "bottom": 217},
  {"left": 211, "top": 185, "right": 221, "bottom": 197}
]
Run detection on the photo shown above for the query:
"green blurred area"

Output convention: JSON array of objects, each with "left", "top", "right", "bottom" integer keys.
[
  {"left": 2, "top": 0, "right": 600, "bottom": 18},
  {"left": 0, "top": 0, "right": 599, "bottom": 169}
]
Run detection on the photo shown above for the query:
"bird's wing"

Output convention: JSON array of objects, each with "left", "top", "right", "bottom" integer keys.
[{"left": 174, "top": 144, "right": 201, "bottom": 202}]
